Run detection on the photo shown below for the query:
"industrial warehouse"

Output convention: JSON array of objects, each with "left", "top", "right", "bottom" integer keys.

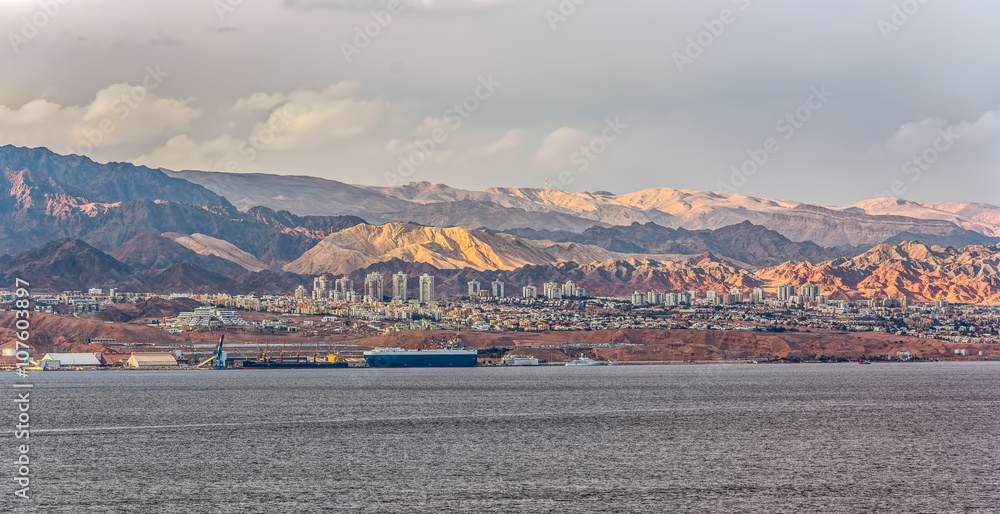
[{"left": 2, "top": 342, "right": 180, "bottom": 370}]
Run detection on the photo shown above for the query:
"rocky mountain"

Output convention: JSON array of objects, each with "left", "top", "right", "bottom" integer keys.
[
  {"left": 0, "top": 146, "right": 366, "bottom": 264},
  {"left": 757, "top": 242, "right": 1000, "bottom": 304},
  {"left": 282, "top": 222, "right": 680, "bottom": 275},
  {"left": 503, "top": 221, "right": 862, "bottom": 267},
  {"left": 111, "top": 233, "right": 246, "bottom": 276},
  {"left": 847, "top": 198, "right": 1000, "bottom": 237},
  {"left": 167, "top": 168, "right": 1000, "bottom": 246},
  {"left": 0, "top": 239, "right": 146, "bottom": 292},
  {"left": 0, "top": 238, "right": 310, "bottom": 295},
  {"left": 0, "top": 145, "right": 232, "bottom": 209},
  {"left": 161, "top": 232, "right": 269, "bottom": 272}
]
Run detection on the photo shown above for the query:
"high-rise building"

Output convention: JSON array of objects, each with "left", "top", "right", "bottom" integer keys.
[
  {"left": 335, "top": 278, "right": 354, "bottom": 296},
  {"left": 491, "top": 280, "right": 505, "bottom": 298},
  {"left": 543, "top": 282, "right": 561, "bottom": 299},
  {"left": 631, "top": 291, "right": 646, "bottom": 305},
  {"left": 364, "top": 272, "right": 384, "bottom": 301},
  {"left": 561, "top": 281, "right": 576, "bottom": 298},
  {"left": 801, "top": 283, "right": 821, "bottom": 300},
  {"left": 522, "top": 285, "right": 537, "bottom": 298},
  {"left": 751, "top": 287, "right": 765, "bottom": 304},
  {"left": 392, "top": 272, "right": 408, "bottom": 300},
  {"left": 646, "top": 290, "right": 663, "bottom": 304},
  {"left": 294, "top": 285, "right": 307, "bottom": 299},
  {"left": 778, "top": 284, "right": 798, "bottom": 301},
  {"left": 419, "top": 274, "right": 435, "bottom": 303},
  {"left": 313, "top": 276, "right": 329, "bottom": 299},
  {"left": 467, "top": 280, "right": 481, "bottom": 297},
  {"left": 574, "top": 287, "right": 586, "bottom": 298},
  {"left": 729, "top": 287, "right": 743, "bottom": 303}
]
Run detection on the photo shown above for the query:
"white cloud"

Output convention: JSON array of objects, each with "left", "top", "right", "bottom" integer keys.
[
  {"left": 460, "top": 128, "right": 523, "bottom": 161},
  {"left": 866, "top": 109, "right": 1000, "bottom": 161},
  {"left": 233, "top": 92, "right": 289, "bottom": 112},
  {"left": 0, "top": 84, "right": 199, "bottom": 158},
  {"left": 532, "top": 127, "right": 592, "bottom": 172}
]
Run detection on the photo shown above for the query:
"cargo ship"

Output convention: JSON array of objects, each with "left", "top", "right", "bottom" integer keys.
[
  {"left": 242, "top": 344, "right": 351, "bottom": 369},
  {"left": 364, "top": 332, "right": 477, "bottom": 368},
  {"left": 242, "top": 359, "right": 349, "bottom": 369}
]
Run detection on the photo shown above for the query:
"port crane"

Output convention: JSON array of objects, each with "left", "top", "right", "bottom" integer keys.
[{"left": 196, "top": 334, "right": 227, "bottom": 369}]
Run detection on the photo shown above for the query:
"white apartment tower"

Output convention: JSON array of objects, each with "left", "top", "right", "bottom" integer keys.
[
  {"left": 419, "top": 273, "right": 435, "bottom": 303},
  {"left": 335, "top": 278, "right": 354, "bottom": 296},
  {"left": 491, "top": 280, "right": 505, "bottom": 298},
  {"left": 364, "top": 272, "right": 384, "bottom": 301},
  {"left": 313, "top": 276, "right": 329, "bottom": 299},
  {"left": 392, "top": 272, "right": 408, "bottom": 300},
  {"left": 778, "top": 284, "right": 798, "bottom": 301}
]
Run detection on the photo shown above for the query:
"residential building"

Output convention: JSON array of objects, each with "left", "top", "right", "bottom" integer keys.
[
  {"left": 365, "top": 272, "right": 384, "bottom": 301},
  {"left": 419, "top": 273, "right": 435, "bottom": 302},
  {"left": 392, "top": 272, "right": 408, "bottom": 301}
]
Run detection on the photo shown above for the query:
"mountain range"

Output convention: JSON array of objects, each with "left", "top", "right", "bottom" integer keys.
[
  {"left": 4, "top": 144, "right": 1000, "bottom": 303},
  {"left": 168, "top": 170, "right": 1000, "bottom": 247}
]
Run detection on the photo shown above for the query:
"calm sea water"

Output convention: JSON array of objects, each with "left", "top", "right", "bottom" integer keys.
[{"left": 3, "top": 363, "right": 999, "bottom": 513}]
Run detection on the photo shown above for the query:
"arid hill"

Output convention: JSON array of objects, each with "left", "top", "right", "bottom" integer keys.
[
  {"left": 359, "top": 328, "right": 999, "bottom": 362},
  {"left": 758, "top": 242, "right": 1000, "bottom": 303},
  {"left": 0, "top": 312, "right": 184, "bottom": 353},
  {"left": 284, "top": 222, "right": 654, "bottom": 275}
]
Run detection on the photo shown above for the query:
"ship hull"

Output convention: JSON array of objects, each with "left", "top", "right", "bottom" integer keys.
[
  {"left": 364, "top": 352, "right": 477, "bottom": 368},
  {"left": 242, "top": 361, "right": 349, "bottom": 369}
]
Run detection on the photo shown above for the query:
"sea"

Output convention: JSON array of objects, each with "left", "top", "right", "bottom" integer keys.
[{"left": 3, "top": 362, "right": 999, "bottom": 513}]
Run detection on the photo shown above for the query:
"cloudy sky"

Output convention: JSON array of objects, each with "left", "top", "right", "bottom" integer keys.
[{"left": 0, "top": 0, "right": 997, "bottom": 206}]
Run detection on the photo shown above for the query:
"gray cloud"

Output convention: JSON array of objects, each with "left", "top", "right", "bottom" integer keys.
[{"left": 0, "top": 0, "right": 997, "bottom": 207}]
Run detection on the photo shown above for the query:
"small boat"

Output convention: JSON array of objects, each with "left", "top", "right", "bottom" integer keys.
[
  {"left": 858, "top": 359, "right": 872, "bottom": 365},
  {"left": 565, "top": 354, "right": 605, "bottom": 366},
  {"left": 501, "top": 354, "right": 540, "bottom": 366}
]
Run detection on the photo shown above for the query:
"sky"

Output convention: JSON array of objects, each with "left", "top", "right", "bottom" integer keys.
[{"left": 0, "top": 0, "right": 997, "bottom": 206}]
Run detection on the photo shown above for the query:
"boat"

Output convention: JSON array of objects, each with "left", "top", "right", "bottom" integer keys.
[
  {"left": 501, "top": 354, "right": 540, "bottom": 366},
  {"left": 858, "top": 359, "right": 872, "bottom": 365},
  {"left": 364, "top": 332, "right": 477, "bottom": 368},
  {"left": 243, "top": 343, "right": 351, "bottom": 369},
  {"left": 565, "top": 354, "right": 606, "bottom": 366},
  {"left": 242, "top": 359, "right": 349, "bottom": 369}
]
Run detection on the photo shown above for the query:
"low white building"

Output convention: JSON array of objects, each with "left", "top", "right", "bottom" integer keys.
[{"left": 40, "top": 353, "right": 102, "bottom": 368}]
